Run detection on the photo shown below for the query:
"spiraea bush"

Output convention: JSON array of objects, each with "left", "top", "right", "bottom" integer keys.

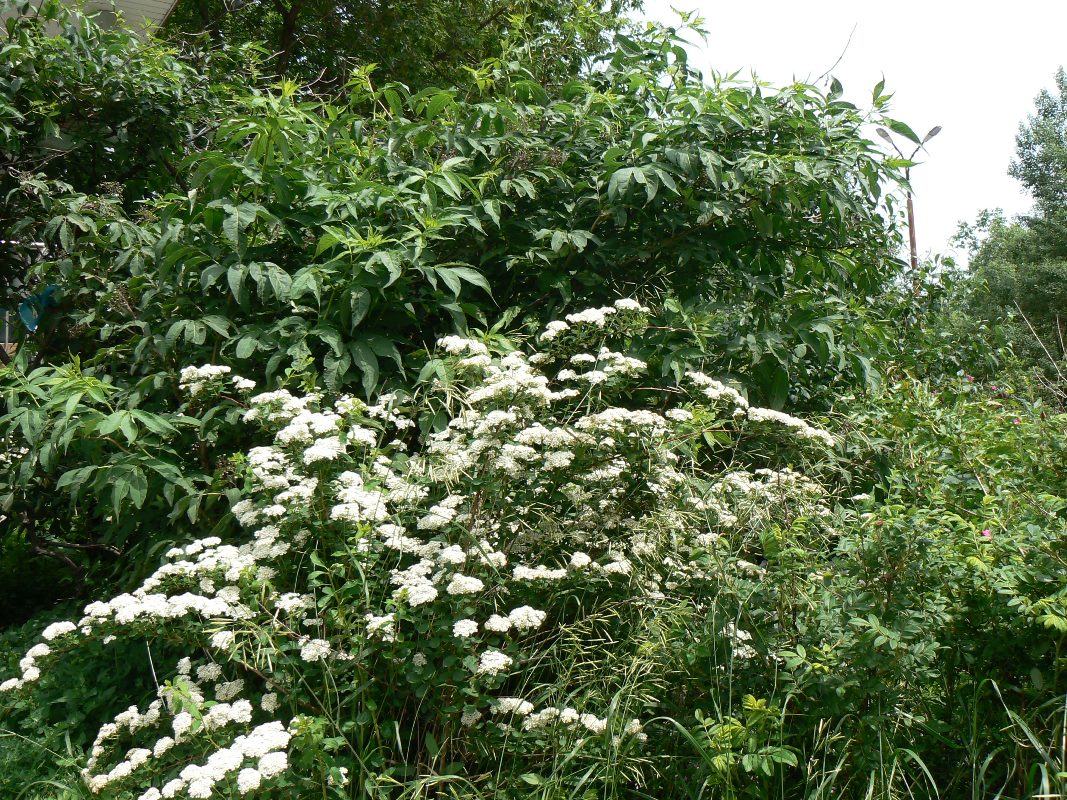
[{"left": 0, "top": 301, "right": 840, "bottom": 798}]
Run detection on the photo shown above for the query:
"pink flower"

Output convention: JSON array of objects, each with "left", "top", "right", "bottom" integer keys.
[
  {"left": 1013, "top": 418, "right": 1021, "bottom": 425},
  {"left": 981, "top": 529, "right": 992, "bottom": 538}
]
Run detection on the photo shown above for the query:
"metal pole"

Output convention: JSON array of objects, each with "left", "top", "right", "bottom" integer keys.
[{"left": 906, "top": 167, "right": 919, "bottom": 295}]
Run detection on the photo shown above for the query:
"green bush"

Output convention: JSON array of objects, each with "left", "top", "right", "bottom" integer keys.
[{"left": 0, "top": 302, "right": 841, "bottom": 798}]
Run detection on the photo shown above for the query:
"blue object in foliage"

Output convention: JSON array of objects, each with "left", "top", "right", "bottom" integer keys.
[{"left": 18, "top": 285, "right": 59, "bottom": 333}]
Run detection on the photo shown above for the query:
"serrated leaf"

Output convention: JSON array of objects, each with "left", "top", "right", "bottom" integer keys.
[
  {"left": 883, "top": 118, "right": 921, "bottom": 145},
  {"left": 221, "top": 202, "right": 261, "bottom": 248},
  {"left": 227, "top": 265, "right": 246, "bottom": 302},
  {"left": 350, "top": 340, "right": 379, "bottom": 397},
  {"left": 266, "top": 263, "right": 292, "bottom": 302},
  {"left": 425, "top": 91, "right": 453, "bottom": 119},
  {"left": 607, "top": 166, "right": 641, "bottom": 201},
  {"left": 235, "top": 336, "right": 258, "bottom": 359},
  {"left": 350, "top": 289, "right": 371, "bottom": 328}
]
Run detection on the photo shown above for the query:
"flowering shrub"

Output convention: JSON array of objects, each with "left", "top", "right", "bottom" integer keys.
[{"left": 1, "top": 300, "right": 838, "bottom": 797}]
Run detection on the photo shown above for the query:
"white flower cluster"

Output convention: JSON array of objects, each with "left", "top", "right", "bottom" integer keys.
[
  {"left": 521, "top": 706, "right": 610, "bottom": 736},
  {"left": 745, "top": 407, "right": 836, "bottom": 447},
  {"left": 445, "top": 574, "right": 485, "bottom": 595},
  {"left": 475, "top": 650, "right": 514, "bottom": 676},
  {"left": 556, "top": 348, "right": 646, "bottom": 386},
  {"left": 492, "top": 696, "right": 535, "bottom": 716},
  {"left": 540, "top": 298, "right": 650, "bottom": 342},
  {"left": 276, "top": 410, "right": 341, "bottom": 445},
  {"left": 479, "top": 606, "right": 549, "bottom": 635},
  {"left": 366, "top": 613, "right": 397, "bottom": 642},
  {"left": 1, "top": 303, "right": 841, "bottom": 793},
  {"left": 439, "top": 335, "right": 489, "bottom": 356},
  {"left": 686, "top": 371, "right": 749, "bottom": 409},
  {"left": 685, "top": 371, "right": 835, "bottom": 448},
  {"left": 518, "top": 707, "right": 646, "bottom": 746},
  {"left": 0, "top": 641, "right": 49, "bottom": 691},
  {"left": 332, "top": 470, "right": 389, "bottom": 524},
  {"left": 453, "top": 619, "right": 479, "bottom": 638},
  {"left": 179, "top": 366, "right": 256, "bottom": 397},
  {"left": 43, "top": 620, "right": 77, "bottom": 639},
  {"left": 78, "top": 660, "right": 291, "bottom": 798},
  {"left": 243, "top": 389, "right": 320, "bottom": 423},
  {"left": 722, "top": 622, "right": 758, "bottom": 660},
  {"left": 299, "top": 638, "right": 331, "bottom": 662},
  {"left": 178, "top": 365, "right": 230, "bottom": 396}
]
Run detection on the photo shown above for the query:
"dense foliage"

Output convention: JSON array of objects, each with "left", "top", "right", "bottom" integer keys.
[
  {"left": 0, "top": 0, "right": 256, "bottom": 300},
  {"left": 953, "top": 69, "right": 1067, "bottom": 376},
  {"left": 1, "top": 1, "right": 907, "bottom": 606},
  {"left": 161, "top": 0, "right": 635, "bottom": 87},
  {"left": 3, "top": 5, "right": 1067, "bottom": 800}
]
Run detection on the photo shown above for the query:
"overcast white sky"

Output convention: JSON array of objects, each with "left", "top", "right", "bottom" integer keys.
[{"left": 638, "top": 1, "right": 1067, "bottom": 262}]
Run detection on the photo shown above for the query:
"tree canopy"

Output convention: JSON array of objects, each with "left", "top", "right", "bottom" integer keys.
[
  {"left": 958, "top": 66, "right": 1067, "bottom": 368},
  {"left": 1011, "top": 66, "right": 1067, "bottom": 218},
  {"left": 161, "top": 0, "right": 636, "bottom": 86}
]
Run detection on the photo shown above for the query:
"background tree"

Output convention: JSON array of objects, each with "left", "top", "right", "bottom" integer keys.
[
  {"left": 161, "top": 0, "right": 636, "bottom": 87},
  {"left": 953, "top": 68, "right": 1067, "bottom": 372},
  {"left": 0, "top": 0, "right": 257, "bottom": 324},
  {"left": 1012, "top": 67, "right": 1067, "bottom": 219}
]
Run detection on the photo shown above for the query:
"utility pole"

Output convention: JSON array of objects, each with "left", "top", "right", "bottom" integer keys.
[{"left": 877, "top": 124, "right": 941, "bottom": 295}]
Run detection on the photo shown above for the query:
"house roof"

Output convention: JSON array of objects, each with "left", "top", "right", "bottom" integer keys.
[
  {"left": 87, "top": 0, "right": 180, "bottom": 30},
  {"left": 2, "top": 1, "right": 180, "bottom": 34},
  {"left": 116, "top": 0, "right": 180, "bottom": 26}
]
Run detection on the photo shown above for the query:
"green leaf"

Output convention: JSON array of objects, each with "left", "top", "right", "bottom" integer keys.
[
  {"left": 883, "top": 118, "right": 921, "bottom": 145},
  {"left": 96, "top": 411, "right": 126, "bottom": 437},
  {"left": 130, "top": 410, "right": 178, "bottom": 436},
  {"left": 376, "top": 251, "right": 403, "bottom": 287},
  {"left": 435, "top": 267, "right": 463, "bottom": 298},
  {"left": 227, "top": 264, "right": 246, "bottom": 302},
  {"left": 118, "top": 412, "right": 138, "bottom": 444},
  {"left": 290, "top": 269, "right": 322, "bottom": 304},
  {"left": 235, "top": 336, "right": 259, "bottom": 359},
  {"left": 607, "top": 166, "right": 642, "bottom": 201},
  {"left": 382, "top": 87, "right": 405, "bottom": 117},
  {"left": 201, "top": 315, "right": 231, "bottom": 337},
  {"left": 425, "top": 91, "right": 453, "bottom": 119},
  {"left": 350, "top": 289, "right": 371, "bottom": 328},
  {"left": 221, "top": 201, "right": 262, "bottom": 248},
  {"left": 349, "top": 340, "right": 379, "bottom": 397},
  {"left": 447, "top": 266, "right": 491, "bottom": 295},
  {"left": 266, "top": 263, "right": 292, "bottom": 302},
  {"left": 313, "top": 325, "right": 344, "bottom": 355},
  {"left": 767, "top": 367, "right": 789, "bottom": 409}
]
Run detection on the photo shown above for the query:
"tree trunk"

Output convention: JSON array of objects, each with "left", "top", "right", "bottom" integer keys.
[{"left": 273, "top": 0, "right": 303, "bottom": 76}]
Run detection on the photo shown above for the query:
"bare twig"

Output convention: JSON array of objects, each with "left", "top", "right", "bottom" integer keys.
[
  {"left": 1014, "top": 301, "right": 1066, "bottom": 384},
  {"left": 814, "top": 23, "right": 858, "bottom": 85}
]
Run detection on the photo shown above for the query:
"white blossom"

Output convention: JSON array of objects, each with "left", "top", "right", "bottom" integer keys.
[
  {"left": 492, "top": 697, "right": 535, "bottom": 716},
  {"left": 230, "top": 767, "right": 259, "bottom": 794},
  {"left": 484, "top": 614, "right": 512, "bottom": 633},
  {"left": 257, "top": 751, "right": 288, "bottom": 779},
  {"left": 452, "top": 619, "right": 479, "bottom": 638},
  {"left": 507, "top": 606, "right": 546, "bottom": 631},
  {"left": 445, "top": 574, "right": 485, "bottom": 596},
  {"left": 475, "top": 650, "right": 513, "bottom": 676},
  {"left": 41, "top": 621, "right": 76, "bottom": 640},
  {"left": 300, "top": 638, "right": 331, "bottom": 662}
]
